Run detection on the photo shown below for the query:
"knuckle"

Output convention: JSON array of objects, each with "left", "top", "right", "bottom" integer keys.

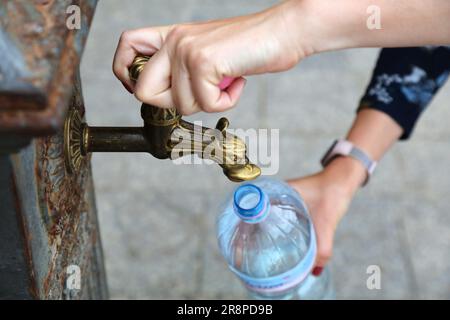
[
  {"left": 112, "top": 63, "right": 123, "bottom": 79},
  {"left": 119, "top": 30, "right": 133, "bottom": 43},
  {"left": 177, "top": 36, "right": 195, "bottom": 56},
  {"left": 187, "top": 48, "right": 211, "bottom": 70},
  {"left": 168, "top": 25, "right": 186, "bottom": 41},
  {"left": 112, "top": 64, "right": 120, "bottom": 78}
]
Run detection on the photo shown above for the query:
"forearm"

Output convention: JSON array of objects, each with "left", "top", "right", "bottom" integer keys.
[
  {"left": 285, "top": 0, "right": 450, "bottom": 55},
  {"left": 347, "top": 109, "right": 403, "bottom": 161},
  {"left": 324, "top": 109, "right": 403, "bottom": 194}
]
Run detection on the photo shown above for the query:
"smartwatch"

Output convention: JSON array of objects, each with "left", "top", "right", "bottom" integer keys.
[{"left": 321, "top": 139, "right": 377, "bottom": 186}]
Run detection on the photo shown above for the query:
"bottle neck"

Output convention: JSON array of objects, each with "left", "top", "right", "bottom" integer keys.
[{"left": 233, "top": 184, "right": 270, "bottom": 223}]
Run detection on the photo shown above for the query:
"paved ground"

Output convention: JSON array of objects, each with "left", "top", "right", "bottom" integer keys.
[{"left": 81, "top": 0, "right": 450, "bottom": 299}]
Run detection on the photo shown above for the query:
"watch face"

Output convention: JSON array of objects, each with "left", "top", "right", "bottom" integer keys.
[{"left": 321, "top": 140, "right": 338, "bottom": 166}]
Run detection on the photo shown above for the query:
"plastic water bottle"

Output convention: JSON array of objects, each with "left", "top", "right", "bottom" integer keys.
[{"left": 216, "top": 178, "right": 335, "bottom": 300}]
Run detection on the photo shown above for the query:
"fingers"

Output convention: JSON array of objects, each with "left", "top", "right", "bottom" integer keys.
[
  {"left": 120, "top": 81, "right": 133, "bottom": 94},
  {"left": 114, "top": 25, "right": 247, "bottom": 114},
  {"left": 311, "top": 214, "right": 335, "bottom": 275},
  {"left": 286, "top": 177, "right": 338, "bottom": 276},
  {"left": 134, "top": 47, "right": 175, "bottom": 108},
  {"left": 134, "top": 45, "right": 246, "bottom": 114},
  {"left": 224, "top": 77, "right": 247, "bottom": 105},
  {"left": 171, "top": 65, "right": 200, "bottom": 115},
  {"left": 218, "top": 76, "right": 236, "bottom": 90},
  {"left": 191, "top": 71, "right": 246, "bottom": 113},
  {"left": 112, "top": 26, "right": 172, "bottom": 92}
]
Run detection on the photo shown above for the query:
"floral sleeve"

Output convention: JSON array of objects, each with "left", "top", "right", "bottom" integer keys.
[{"left": 358, "top": 47, "right": 450, "bottom": 140}]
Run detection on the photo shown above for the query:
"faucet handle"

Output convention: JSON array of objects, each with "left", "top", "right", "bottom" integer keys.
[
  {"left": 129, "top": 55, "right": 151, "bottom": 82},
  {"left": 129, "top": 55, "right": 261, "bottom": 182}
]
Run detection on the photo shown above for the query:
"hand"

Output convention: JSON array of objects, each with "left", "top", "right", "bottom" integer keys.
[
  {"left": 113, "top": 0, "right": 450, "bottom": 116},
  {"left": 112, "top": 1, "right": 310, "bottom": 115},
  {"left": 288, "top": 109, "right": 401, "bottom": 275},
  {"left": 287, "top": 157, "right": 366, "bottom": 275}
]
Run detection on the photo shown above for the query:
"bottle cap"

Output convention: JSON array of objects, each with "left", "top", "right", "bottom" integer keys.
[{"left": 233, "top": 184, "right": 270, "bottom": 223}]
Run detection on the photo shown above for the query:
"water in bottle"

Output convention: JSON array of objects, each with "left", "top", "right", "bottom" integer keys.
[{"left": 216, "top": 177, "right": 335, "bottom": 299}]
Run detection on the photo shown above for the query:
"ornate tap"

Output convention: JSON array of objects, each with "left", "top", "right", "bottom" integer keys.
[{"left": 64, "top": 56, "right": 261, "bottom": 182}]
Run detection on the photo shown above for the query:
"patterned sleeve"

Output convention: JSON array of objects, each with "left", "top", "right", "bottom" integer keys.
[{"left": 358, "top": 47, "right": 450, "bottom": 140}]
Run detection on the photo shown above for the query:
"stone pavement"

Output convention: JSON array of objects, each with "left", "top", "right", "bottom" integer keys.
[{"left": 80, "top": 0, "right": 450, "bottom": 299}]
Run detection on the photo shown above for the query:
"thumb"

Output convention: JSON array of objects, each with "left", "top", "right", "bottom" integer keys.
[{"left": 113, "top": 25, "right": 173, "bottom": 91}]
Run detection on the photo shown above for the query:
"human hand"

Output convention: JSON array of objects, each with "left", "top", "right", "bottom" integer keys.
[
  {"left": 287, "top": 157, "right": 366, "bottom": 275},
  {"left": 113, "top": 0, "right": 450, "bottom": 116},
  {"left": 112, "top": 0, "right": 310, "bottom": 115}
]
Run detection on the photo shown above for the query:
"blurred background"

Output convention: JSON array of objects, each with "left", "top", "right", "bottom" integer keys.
[{"left": 81, "top": 0, "right": 450, "bottom": 299}]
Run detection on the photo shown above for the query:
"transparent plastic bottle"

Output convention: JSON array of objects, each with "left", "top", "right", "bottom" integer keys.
[{"left": 216, "top": 177, "right": 335, "bottom": 300}]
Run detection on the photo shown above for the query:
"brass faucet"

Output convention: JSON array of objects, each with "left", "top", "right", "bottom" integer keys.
[{"left": 64, "top": 56, "right": 261, "bottom": 182}]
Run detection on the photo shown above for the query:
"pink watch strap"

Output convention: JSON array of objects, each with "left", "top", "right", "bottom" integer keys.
[{"left": 321, "top": 139, "right": 377, "bottom": 186}]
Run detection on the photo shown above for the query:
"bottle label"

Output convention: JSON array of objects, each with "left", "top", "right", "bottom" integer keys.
[{"left": 229, "top": 225, "right": 317, "bottom": 294}]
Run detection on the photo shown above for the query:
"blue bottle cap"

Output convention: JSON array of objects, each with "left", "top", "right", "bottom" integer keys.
[{"left": 233, "top": 184, "right": 270, "bottom": 223}]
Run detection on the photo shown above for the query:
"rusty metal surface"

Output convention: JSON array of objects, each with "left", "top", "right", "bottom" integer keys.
[
  {"left": 0, "top": 155, "right": 35, "bottom": 299},
  {"left": 0, "top": 0, "right": 97, "bottom": 135},
  {"left": 0, "top": 0, "right": 106, "bottom": 299},
  {"left": 1, "top": 72, "right": 108, "bottom": 299}
]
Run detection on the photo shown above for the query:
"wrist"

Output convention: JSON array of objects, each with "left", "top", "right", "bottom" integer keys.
[
  {"left": 322, "top": 156, "right": 366, "bottom": 197},
  {"left": 283, "top": 0, "right": 363, "bottom": 55},
  {"left": 272, "top": 0, "right": 317, "bottom": 62}
]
